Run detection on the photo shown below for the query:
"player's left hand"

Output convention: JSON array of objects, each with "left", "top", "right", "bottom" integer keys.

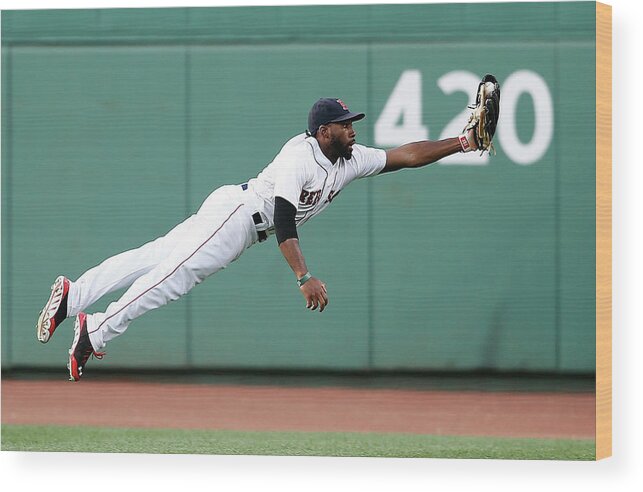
[{"left": 300, "top": 277, "right": 329, "bottom": 312}]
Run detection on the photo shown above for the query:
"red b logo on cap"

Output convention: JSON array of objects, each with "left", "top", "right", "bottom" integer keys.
[{"left": 336, "top": 99, "right": 349, "bottom": 111}]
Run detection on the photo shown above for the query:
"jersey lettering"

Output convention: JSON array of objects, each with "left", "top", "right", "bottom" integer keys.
[
  {"left": 299, "top": 189, "right": 322, "bottom": 207},
  {"left": 327, "top": 190, "right": 341, "bottom": 203}
]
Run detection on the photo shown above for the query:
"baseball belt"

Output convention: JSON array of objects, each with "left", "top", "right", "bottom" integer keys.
[
  {"left": 252, "top": 213, "right": 268, "bottom": 242},
  {"left": 241, "top": 183, "right": 269, "bottom": 242}
]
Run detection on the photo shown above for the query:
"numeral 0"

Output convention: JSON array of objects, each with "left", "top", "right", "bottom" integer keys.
[
  {"left": 374, "top": 69, "right": 554, "bottom": 166},
  {"left": 497, "top": 70, "right": 553, "bottom": 165}
]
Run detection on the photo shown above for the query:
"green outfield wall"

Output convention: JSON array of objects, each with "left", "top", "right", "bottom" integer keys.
[{"left": 1, "top": 3, "right": 597, "bottom": 373}]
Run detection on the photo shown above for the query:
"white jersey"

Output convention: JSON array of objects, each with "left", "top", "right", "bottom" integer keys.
[
  {"left": 71, "top": 133, "right": 387, "bottom": 353},
  {"left": 244, "top": 133, "right": 387, "bottom": 234}
]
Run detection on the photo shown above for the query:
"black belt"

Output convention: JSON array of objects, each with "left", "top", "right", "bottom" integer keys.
[
  {"left": 242, "top": 183, "right": 267, "bottom": 242},
  {"left": 252, "top": 213, "right": 268, "bottom": 242}
]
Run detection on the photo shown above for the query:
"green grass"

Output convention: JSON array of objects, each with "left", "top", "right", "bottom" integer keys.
[{"left": 1, "top": 425, "right": 595, "bottom": 460}]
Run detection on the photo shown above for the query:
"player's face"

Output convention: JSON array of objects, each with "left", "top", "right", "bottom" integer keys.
[{"left": 328, "top": 120, "right": 356, "bottom": 159}]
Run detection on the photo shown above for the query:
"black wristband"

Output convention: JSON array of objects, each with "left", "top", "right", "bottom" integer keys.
[{"left": 274, "top": 196, "right": 298, "bottom": 244}]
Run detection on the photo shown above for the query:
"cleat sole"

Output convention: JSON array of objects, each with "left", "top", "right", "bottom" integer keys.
[{"left": 36, "top": 276, "right": 68, "bottom": 344}]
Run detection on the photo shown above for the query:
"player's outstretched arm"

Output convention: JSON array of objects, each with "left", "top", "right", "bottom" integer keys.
[
  {"left": 381, "top": 74, "right": 501, "bottom": 174},
  {"left": 381, "top": 137, "right": 466, "bottom": 174},
  {"left": 274, "top": 196, "right": 328, "bottom": 312}
]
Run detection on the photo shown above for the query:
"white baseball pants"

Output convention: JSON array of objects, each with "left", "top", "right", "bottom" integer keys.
[{"left": 66, "top": 185, "right": 260, "bottom": 350}]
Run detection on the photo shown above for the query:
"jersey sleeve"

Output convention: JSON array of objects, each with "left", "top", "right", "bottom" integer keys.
[
  {"left": 350, "top": 144, "right": 387, "bottom": 179},
  {"left": 272, "top": 148, "right": 310, "bottom": 208}
]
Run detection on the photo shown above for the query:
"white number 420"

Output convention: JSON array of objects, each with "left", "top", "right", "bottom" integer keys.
[{"left": 374, "top": 69, "right": 554, "bottom": 166}]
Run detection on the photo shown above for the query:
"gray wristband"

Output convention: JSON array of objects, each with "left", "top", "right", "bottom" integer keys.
[{"left": 297, "top": 272, "right": 312, "bottom": 288}]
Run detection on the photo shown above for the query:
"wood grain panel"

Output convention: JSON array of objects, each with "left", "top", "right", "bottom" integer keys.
[{"left": 596, "top": 1, "right": 612, "bottom": 461}]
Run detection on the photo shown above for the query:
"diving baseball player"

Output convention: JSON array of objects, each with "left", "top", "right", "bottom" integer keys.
[{"left": 36, "top": 76, "right": 501, "bottom": 381}]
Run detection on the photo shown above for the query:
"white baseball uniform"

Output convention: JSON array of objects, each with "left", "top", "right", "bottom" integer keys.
[{"left": 65, "top": 133, "right": 386, "bottom": 350}]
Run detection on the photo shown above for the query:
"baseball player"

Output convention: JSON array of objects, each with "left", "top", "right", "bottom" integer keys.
[{"left": 36, "top": 77, "right": 500, "bottom": 381}]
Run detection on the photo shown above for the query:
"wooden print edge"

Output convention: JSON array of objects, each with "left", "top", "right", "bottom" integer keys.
[{"left": 595, "top": 0, "right": 612, "bottom": 461}]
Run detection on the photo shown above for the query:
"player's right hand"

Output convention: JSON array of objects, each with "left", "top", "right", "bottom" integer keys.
[{"left": 300, "top": 277, "right": 329, "bottom": 312}]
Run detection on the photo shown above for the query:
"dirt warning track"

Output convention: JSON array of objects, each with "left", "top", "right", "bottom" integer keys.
[{"left": 1, "top": 379, "right": 595, "bottom": 439}]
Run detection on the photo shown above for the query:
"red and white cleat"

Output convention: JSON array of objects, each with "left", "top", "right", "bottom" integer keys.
[
  {"left": 68, "top": 312, "right": 104, "bottom": 382},
  {"left": 36, "top": 276, "right": 70, "bottom": 343}
]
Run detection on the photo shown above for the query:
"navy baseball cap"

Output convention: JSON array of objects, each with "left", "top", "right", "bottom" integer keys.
[{"left": 307, "top": 98, "right": 365, "bottom": 136}]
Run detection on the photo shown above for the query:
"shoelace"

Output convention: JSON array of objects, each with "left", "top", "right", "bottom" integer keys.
[{"left": 91, "top": 351, "right": 106, "bottom": 360}]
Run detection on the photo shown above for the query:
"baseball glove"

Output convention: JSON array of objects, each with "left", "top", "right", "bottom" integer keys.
[{"left": 463, "top": 74, "right": 501, "bottom": 155}]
